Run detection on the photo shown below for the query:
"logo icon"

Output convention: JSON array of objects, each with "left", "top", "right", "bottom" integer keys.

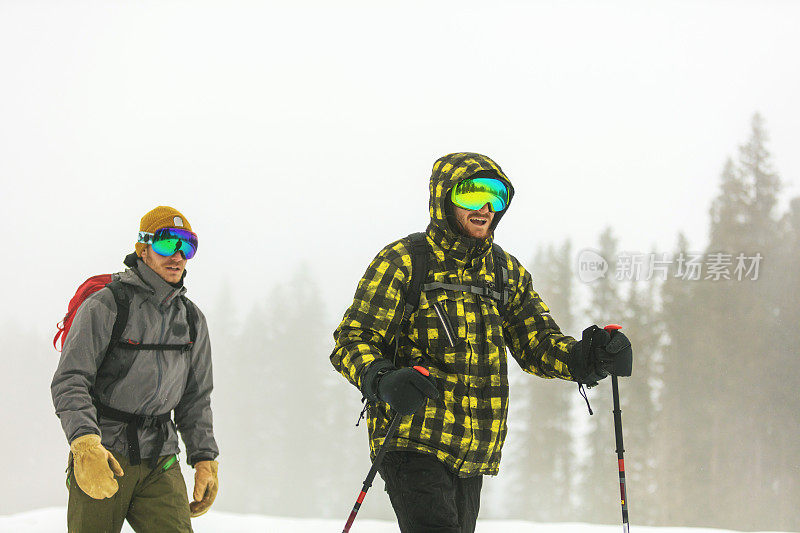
[
  {"left": 173, "top": 216, "right": 184, "bottom": 227},
  {"left": 577, "top": 249, "right": 608, "bottom": 283}
]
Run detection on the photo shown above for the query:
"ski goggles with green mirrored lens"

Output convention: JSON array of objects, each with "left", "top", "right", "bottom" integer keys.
[
  {"left": 450, "top": 177, "right": 509, "bottom": 212},
  {"left": 137, "top": 228, "right": 198, "bottom": 259}
]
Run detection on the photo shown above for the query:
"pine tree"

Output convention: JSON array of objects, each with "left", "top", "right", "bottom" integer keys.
[
  {"left": 740, "top": 113, "right": 781, "bottom": 247},
  {"left": 215, "top": 265, "right": 345, "bottom": 517},
  {"left": 709, "top": 158, "right": 749, "bottom": 252},
  {"left": 578, "top": 227, "right": 625, "bottom": 524},
  {"left": 656, "top": 114, "right": 789, "bottom": 529},
  {"left": 702, "top": 114, "right": 781, "bottom": 529},
  {"left": 507, "top": 240, "right": 577, "bottom": 521},
  {"left": 618, "top": 271, "right": 661, "bottom": 524},
  {"left": 765, "top": 197, "right": 800, "bottom": 530},
  {"left": 654, "top": 233, "right": 708, "bottom": 525}
]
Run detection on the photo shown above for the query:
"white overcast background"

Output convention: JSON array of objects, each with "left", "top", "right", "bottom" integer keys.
[
  {"left": 2, "top": 0, "right": 799, "bottom": 330},
  {"left": 1, "top": 0, "right": 799, "bottom": 524}
]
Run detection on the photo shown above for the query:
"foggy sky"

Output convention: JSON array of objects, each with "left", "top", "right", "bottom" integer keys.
[{"left": 2, "top": 1, "right": 799, "bottom": 331}]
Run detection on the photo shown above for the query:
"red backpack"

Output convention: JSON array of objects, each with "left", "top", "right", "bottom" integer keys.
[{"left": 53, "top": 274, "right": 116, "bottom": 351}]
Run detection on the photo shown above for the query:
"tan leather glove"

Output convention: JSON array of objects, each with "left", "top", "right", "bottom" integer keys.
[
  {"left": 69, "top": 434, "right": 125, "bottom": 499},
  {"left": 189, "top": 460, "right": 219, "bottom": 517}
]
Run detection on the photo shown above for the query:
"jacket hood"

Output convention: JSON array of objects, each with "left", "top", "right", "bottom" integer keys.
[{"left": 428, "top": 152, "right": 515, "bottom": 243}]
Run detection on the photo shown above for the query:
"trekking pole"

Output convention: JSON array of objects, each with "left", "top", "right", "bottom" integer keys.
[
  {"left": 342, "top": 365, "right": 431, "bottom": 532},
  {"left": 604, "top": 324, "right": 630, "bottom": 533},
  {"left": 342, "top": 412, "right": 401, "bottom": 533}
]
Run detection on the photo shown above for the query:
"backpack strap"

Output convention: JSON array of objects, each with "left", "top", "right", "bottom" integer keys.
[
  {"left": 404, "top": 232, "right": 429, "bottom": 320},
  {"left": 105, "top": 280, "right": 131, "bottom": 358},
  {"left": 492, "top": 243, "right": 509, "bottom": 311},
  {"left": 381, "top": 232, "right": 429, "bottom": 365},
  {"left": 181, "top": 295, "right": 198, "bottom": 344},
  {"left": 421, "top": 281, "right": 504, "bottom": 301}
]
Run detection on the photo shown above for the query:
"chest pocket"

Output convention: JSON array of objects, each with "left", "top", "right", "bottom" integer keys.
[{"left": 416, "top": 289, "right": 466, "bottom": 352}]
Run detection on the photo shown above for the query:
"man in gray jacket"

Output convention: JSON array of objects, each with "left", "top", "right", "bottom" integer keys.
[{"left": 52, "top": 206, "right": 219, "bottom": 533}]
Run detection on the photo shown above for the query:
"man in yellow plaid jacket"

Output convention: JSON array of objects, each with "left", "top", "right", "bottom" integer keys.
[{"left": 331, "top": 152, "right": 632, "bottom": 533}]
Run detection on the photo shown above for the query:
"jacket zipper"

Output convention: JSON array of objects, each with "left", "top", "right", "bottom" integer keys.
[
  {"left": 152, "top": 289, "right": 180, "bottom": 406},
  {"left": 431, "top": 301, "right": 457, "bottom": 348},
  {"left": 143, "top": 302, "right": 171, "bottom": 409}
]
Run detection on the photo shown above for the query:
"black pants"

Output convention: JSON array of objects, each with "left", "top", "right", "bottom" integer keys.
[{"left": 378, "top": 451, "right": 483, "bottom": 533}]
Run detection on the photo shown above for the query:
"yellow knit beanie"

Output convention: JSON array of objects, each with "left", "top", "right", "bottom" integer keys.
[{"left": 135, "top": 206, "right": 193, "bottom": 256}]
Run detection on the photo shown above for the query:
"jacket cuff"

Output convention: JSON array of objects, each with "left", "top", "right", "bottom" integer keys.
[
  {"left": 565, "top": 342, "right": 603, "bottom": 385},
  {"left": 360, "top": 359, "right": 396, "bottom": 402},
  {"left": 68, "top": 428, "right": 101, "bottom": 444},
  {"left": 188, "top": 454, "right": 218, "bottom": 467}
]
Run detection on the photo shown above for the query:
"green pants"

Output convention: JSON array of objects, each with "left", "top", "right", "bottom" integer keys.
[{"left": 67, "top": 452, "right": 193, "bottom": 533}]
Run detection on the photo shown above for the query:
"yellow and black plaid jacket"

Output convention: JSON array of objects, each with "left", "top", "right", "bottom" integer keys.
[{"left": 331, "top": 153, "right": 577, "bottom": 477}]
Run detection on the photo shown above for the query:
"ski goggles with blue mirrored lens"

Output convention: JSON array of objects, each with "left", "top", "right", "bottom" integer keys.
[
  {"left": 450, "top": 177, "right": 509, "bottom": 212},
  {"left": 137, "top": 228, "right": 198, "bottom": 259}
]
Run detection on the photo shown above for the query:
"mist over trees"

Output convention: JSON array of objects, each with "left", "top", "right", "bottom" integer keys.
[
  {"left": 495, "top": 114, "right": 797, "bottom": 529},
  {"left": 210, "top": 265, "right": 389, "bottom": 519},
  {"left": 503, "top": 241, "right": 576, "bottom": 522},
  {"left": 652, "top": 114, "right": 798, "bottom": 530},
  {"left": 5, "top": 114, "right": 797, "bottom": 530}
]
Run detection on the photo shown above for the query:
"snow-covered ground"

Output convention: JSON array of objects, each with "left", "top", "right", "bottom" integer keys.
[{"left": 0, "top": 508, "right": 791, "bottom": 533}]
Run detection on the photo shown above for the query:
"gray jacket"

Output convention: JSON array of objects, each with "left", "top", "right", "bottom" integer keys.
[{"left": 51, "top": 255, "right": 219, "bottom": 466}]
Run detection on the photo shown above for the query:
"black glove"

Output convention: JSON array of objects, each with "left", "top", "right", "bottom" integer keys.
[
  {"left": 364, "top": 363, "right": 439, "bottom": 415},
  {"left": 596, "top": 327, "right": 633, "bottom": 377},
  {"left": 567, "top": 325, "right": 633, "bottom": 385}
]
